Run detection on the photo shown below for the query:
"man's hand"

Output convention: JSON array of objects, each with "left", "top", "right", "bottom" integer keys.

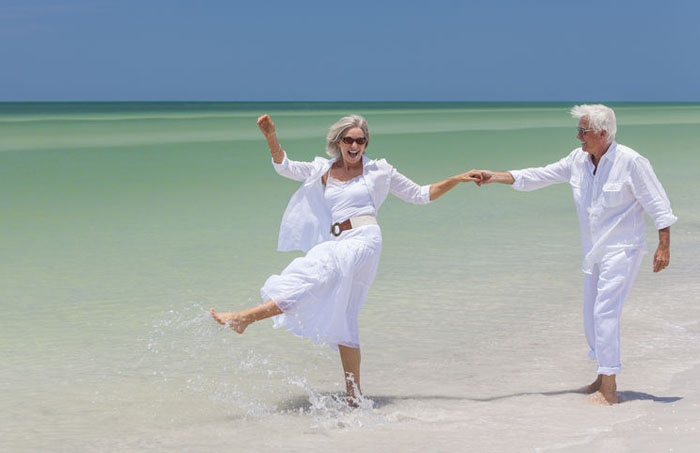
[
  {"left": 468, "top": 169, "right": 509, "bottom": 186},
  {"left": 478, "top": 170, "right": 494, "bottom": 185},
  {"left": 653, "top": 245, "right": 670, "bottom": 272},
  {"left": 653, "top": 227, "right": 671, "bottom": 273}
]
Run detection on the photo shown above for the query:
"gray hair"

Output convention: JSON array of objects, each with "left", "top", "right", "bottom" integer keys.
[
  {"left": 570, "top": 104, "right": 617, "bottom": 144},
  {"left": 326, "top": 114, "right": 370, "bottom": 158}
]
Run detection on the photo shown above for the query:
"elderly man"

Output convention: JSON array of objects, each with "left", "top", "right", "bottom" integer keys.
[{"left": 473, "top": 104, "right": 677, "bottom": 405}]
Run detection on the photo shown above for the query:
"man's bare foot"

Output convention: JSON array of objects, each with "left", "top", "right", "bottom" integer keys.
[
  {"left": 585, "top": 374, "right": 617, "bottom": 405},
  {"left": 210, "top": 308, "right": 250, "bottom": 334},
  {"left": 581, "top": 375, "right": 603, "bottom": 394},
  {"left": 586, "top": 390, "right": 618, "bottom": 406}
]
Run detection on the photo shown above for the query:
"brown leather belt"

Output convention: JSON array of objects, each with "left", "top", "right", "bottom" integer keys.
[
  {"left": 330, "top": 215, "right": 378, "bottom": 237},
  {"left": 330, "top": 219, "right": 352, "bottom": 237}
]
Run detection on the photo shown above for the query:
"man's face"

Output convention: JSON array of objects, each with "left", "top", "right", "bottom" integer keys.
[{"left": 577, "top": 117, "right": 608, "bottom": 155}]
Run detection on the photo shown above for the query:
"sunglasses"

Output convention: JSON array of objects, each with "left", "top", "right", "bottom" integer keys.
[
  {"left": 341, "top": 136, "right": 367, "bottom": 145},
  {"left": 577, "top": 127, "right": 595, "bottom": 135}
]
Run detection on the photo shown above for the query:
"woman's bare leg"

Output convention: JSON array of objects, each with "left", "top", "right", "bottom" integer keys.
[
  {"left": 338, "top": 345, "right": 361, "bottom": 404},
  {"left": 210, "top": 300, "right": 282, "bottom": 334}
]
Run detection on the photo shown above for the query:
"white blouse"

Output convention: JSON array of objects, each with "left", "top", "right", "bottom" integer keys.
[
  {"left": 324, "top": 175, "right": 376, "bottom": 224},
  {"left": 510, "top": 141, "right": 677, "bottom": 272},
  {"left": 272, "top": 152, "right": 431, "bottom": 252}
]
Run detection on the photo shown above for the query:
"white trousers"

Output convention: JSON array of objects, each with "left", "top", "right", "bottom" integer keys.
[{"left": 583, "top": 248, "right": 644, "bottom": 375}]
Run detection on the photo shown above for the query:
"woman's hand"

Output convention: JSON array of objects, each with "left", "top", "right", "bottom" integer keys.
[
  {"left": 428, "top": 171, "right": 482, "bottom": 201},
  {"left": 457, "top": 170, "right": 483, "bottom": 184},
  {"left": 257, "top": 114, "right": 276, "bottom": 137}
]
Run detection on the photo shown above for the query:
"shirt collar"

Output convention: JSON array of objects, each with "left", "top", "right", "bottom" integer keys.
[
  {"left": 601, "top": 141, "right": 618, "bottom": 162},
  {"left": 361, "top": 153, "right": 378, "bottom": 173}
]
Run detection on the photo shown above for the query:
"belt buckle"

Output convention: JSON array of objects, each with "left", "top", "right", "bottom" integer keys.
[{"left": 331, "top": 222, "right": 342, "bottom": 237}]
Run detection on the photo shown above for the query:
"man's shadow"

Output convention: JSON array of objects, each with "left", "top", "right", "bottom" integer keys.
[
  {"left": 462, "top": 388, "right": 682, "bottom": 404},
  {"left": 277, "top": 389, "right": 682, "bottom": 411},
  {"left": 617, "top": 390, "right": 682, "bottom": 404}
]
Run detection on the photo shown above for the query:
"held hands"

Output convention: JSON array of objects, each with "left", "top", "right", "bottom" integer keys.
[
  {"left": 466, "top": 170, "right": 495, "bottom": 186},
  {"left": 440, "top": 170, "right": 487, "bottom": 185},
  {"left": 430, "top": 170, "right": 488, "bottom": 201},
  {"left": 454, "top": 170, "right": 483, "bottom": 183}
]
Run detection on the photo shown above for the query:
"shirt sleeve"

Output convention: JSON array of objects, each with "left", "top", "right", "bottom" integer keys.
[
  {"left": 510, "top": 154, "right": 572, "bottom": 192},
  {"left": 629, "top": 157, "right": 678, "bottom": 230},
  {"left": 389, "top": 166, "right": 431, "bottom": 205},
  {"left": 271, "top": 151, "right": 317, "bottom": 182}
]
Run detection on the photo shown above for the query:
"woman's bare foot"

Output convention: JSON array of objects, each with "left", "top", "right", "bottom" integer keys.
[
  {"left": 210, "top": 308, "right": 250, "bottom": 334},
  {"left": 344, "top": 394, "right": 360, "bottom": 409}
]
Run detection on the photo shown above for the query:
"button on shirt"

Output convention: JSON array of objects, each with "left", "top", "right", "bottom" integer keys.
[{"left": 510, "top": 141, "right": 677, "bottom": 273}]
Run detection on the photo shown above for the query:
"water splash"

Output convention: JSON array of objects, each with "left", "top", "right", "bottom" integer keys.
[{"left": 142, "top": 303, "right": 391, "bottom": 429}]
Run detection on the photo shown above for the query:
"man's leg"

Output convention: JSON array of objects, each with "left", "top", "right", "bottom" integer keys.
[
  {"left": 589, "top": 249, "right": 644, "bottom": 405},
  {"left": 583, "top": 266, "right": 601, "bottom": 393}
]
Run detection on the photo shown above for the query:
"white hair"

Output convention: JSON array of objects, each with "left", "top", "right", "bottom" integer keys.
[
  {"left": 326, "top": 114, "right": 370, "bottom": 158},
  {"left": 570, "top": 104, "right": 617, "bottom": 144}
]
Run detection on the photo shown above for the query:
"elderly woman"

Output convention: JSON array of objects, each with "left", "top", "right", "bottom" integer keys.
[{"left": 211, "top": 114, "right": 477, "bottom": 403}]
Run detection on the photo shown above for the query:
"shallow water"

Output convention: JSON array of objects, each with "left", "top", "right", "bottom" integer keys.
[{"left": 2, "top": 102, "right": 699, "bottom": 451}]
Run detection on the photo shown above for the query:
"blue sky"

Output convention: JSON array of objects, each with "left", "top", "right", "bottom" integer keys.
[{"left": 1, "top": 0, "right": 699, "bottom": 101}]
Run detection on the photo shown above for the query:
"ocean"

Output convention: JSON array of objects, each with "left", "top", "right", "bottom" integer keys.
[{"left": 2, "top": 102, "right": 699, "bottom": 451}]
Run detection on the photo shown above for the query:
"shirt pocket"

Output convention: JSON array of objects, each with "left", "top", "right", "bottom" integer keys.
[
  {"left": 601, "top": 182, "right": 626, "bottom": 207},
  {"left": 570, "top": 176, "right": 583, "bottom": 201}
]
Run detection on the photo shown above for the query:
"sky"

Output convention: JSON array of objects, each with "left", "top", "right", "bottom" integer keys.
[{"left": 1, "top": 0, "right": 699, "bottom": 102}]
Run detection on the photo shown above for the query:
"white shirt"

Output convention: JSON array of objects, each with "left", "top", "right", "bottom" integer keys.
[
  {"left": 272, "top": 152, "right": 431, "bottom": 252},
  {"left": 510, "top": 141, "right": 677, "bottom": 273}
]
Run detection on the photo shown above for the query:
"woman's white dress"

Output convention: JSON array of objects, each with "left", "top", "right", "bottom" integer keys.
[{"left": 261, "top": 153, "right": 431, "bottom": 350}]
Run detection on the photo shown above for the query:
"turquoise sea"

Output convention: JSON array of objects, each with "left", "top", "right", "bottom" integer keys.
[{"left": 2, "top": 102, "right": 699, "bottom": 451}]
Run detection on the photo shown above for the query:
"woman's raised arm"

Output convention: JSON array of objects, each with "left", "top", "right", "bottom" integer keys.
[
  {"left": 257, "top": 114, "right": 285, "bottom": 164},
  {"left": 257, "top": 114, "right": 318, "bottom": 182}
]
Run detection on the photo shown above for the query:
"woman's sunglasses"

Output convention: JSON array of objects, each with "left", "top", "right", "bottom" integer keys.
[{"left": 341, "top": 136, "right": 367, "bottom": 145}]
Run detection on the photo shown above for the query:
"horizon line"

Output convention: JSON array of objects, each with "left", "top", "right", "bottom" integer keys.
[{"left": 2, "top": 100, "right": 700, "bottom": 104}]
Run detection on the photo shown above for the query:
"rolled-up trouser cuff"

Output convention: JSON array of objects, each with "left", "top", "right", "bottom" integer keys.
[
  {"left": 589, "top": 351, "right": 621, "bottom": 375},
  {"left": 596, "top": 365, "right": 621, "bottom": 376}
]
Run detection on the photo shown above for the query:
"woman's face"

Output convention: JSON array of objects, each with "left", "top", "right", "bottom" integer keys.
[{"left": 338, "top": 127, "right": 366, "bottom": 165}]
